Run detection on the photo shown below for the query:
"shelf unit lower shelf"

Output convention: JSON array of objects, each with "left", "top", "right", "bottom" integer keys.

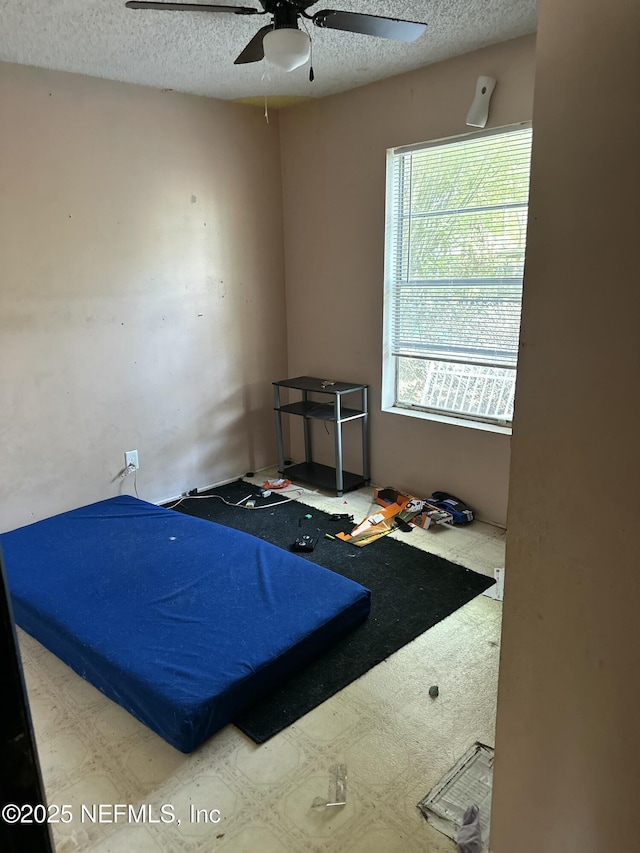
[{"left": 282, "top": 462, "right": 366, "bottom": 494}]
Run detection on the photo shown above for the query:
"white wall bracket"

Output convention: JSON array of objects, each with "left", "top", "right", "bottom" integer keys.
[{"left": 466, "top": 76, "right": 497, "bottom": 128}]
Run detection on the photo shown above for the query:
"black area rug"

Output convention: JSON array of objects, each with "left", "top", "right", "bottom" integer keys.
[{"left": 171, "top": 480, "right": 494, "bottom": 743}]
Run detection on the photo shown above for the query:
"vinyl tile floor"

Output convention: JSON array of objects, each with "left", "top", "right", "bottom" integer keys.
[{"left": 17, "top": 471, "right": 504, "bottom": 852}]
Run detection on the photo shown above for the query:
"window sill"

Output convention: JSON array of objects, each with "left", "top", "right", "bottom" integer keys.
[{"left": 382, "top": 404, "right": 512, "bottom": 436}]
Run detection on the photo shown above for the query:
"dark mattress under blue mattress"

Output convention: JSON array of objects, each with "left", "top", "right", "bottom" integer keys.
[{"left": 1, "top": 496, "right": 371, "bottom": 752}]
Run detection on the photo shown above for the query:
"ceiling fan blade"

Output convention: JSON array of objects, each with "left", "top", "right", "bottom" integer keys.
[
  {"left": 125, "top": 2, "right": 260, "bottom": 15},
  {"left": 234, "top": 24, "right": 273, "bottom": 64},
  {"left": 312, "top": 10, "right": 427, "bottom": 43}
]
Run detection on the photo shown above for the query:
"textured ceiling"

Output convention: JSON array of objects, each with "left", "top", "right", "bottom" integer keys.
[{"left": 0, "top": 1, "right": 537, "bottom": 100}]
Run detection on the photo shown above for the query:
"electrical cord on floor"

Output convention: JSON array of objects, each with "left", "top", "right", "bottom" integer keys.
[{"left": 164, "top": 486, "right": 308, "bottom": 512}]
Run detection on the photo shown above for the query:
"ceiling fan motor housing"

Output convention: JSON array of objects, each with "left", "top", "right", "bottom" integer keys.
[{"left": 268, "top": 1, "right": 300, "bottom": 31}]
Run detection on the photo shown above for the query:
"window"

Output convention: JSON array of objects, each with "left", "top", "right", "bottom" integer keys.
[{"left": 383, "top": 124, "right": 533, "bottom": 428}]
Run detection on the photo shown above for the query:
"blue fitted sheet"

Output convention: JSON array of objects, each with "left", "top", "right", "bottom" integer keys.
[{"left": 1, "top": 496, "right": 371, "bottom": 752}]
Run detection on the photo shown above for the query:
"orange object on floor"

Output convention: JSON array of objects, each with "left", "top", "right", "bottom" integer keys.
[{"left": 263, "top": 478, "right": 292, "bottom": 490}]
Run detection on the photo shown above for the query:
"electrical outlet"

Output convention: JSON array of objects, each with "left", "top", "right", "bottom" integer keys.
[{"left": 124, "top": 450, "right": 139, "bottom": 470}]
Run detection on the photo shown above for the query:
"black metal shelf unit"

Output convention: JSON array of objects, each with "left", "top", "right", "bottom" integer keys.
[{"left": 273, "top": 376, "right": 370, "bottom": 497}]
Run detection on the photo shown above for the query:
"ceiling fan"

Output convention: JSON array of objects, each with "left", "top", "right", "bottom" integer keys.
[{"left": 125, "top": 2, "right": 428, "bottom": 73}]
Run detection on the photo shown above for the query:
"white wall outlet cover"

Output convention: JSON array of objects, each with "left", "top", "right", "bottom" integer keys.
[
  {"left": 124, "top": 450, "right": 139, "bottom": 470},
  {"left": 466, "top": 76, "right": 497, "bottom": 128}
]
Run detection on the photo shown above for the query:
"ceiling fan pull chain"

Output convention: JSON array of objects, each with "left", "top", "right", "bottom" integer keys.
[
  {"left": 299, "top": 15, "right": 314, "bottom": 83},
  {"left": 260, "top": 69, "right": 270, "bottom": 124}
]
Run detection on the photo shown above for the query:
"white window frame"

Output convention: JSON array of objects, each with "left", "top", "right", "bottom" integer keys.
[{"left": 382, "top": 123, "right": 532, "bottom": 433}]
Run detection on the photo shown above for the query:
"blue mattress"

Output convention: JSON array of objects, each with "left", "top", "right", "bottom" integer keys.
[{"left": 1, "top": 496, "right": 371, "bottom": 752}]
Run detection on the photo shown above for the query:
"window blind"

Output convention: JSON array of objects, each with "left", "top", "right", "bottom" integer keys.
[{"left": 386, "top": 126, "right": 533, "bottom": 371}]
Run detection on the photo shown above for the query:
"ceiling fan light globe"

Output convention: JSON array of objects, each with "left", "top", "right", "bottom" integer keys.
[{"left": 263, "top": 28, "right": 310, "bottom": 72}]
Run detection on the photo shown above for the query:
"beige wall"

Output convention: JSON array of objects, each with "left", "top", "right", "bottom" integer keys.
[
  {"left": 279, "top": 36, "right": 536, "bottom": 526},
  {"left": 491, "top": 1, "right": 640, "bottom": 850},
  {"left": 0, "top": 63, "right": 287, "bottom": 532}
]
